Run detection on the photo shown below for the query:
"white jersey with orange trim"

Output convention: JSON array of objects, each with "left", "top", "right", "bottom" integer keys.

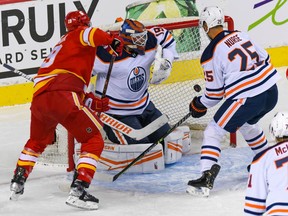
[
  {"left": 199, "top": 30, "right": 281, "bottom": 108},
  {"left": 93, "top": 26, "right": 178, "bottom": 116},
  {"left": 244, "top": 141, "right": 288, "bottom": 215}
]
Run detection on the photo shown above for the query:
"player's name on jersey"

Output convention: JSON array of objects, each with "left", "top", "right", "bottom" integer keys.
[{"left": 275, "top": 143, "right": 288, "bottom": 156}]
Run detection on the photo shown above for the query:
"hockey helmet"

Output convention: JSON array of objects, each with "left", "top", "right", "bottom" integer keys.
[
  {"left": 120, "top": 19, "right": 147, "bottom": 55},
  {"left": 65, "top": 10, "right": 91, "bottom": 32},
  {"left": 199, "top": 6, "right": 224, "bottom": 32},
  {"left": 269, "top": 111, "right": 288, "bottom": 139}
]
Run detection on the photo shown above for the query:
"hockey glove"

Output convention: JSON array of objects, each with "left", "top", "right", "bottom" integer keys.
[
  {"left": 150, "top": 58, "right": 172, "bottom": 84},
  {"left": 189, "top": 96, "right": 207, "bottom": 118},
  {"left": 107, "top": 35, "right": 124, "bottom": 56},
  {"left": 84, "top": 92, "right": 110, "bottom": 112}
]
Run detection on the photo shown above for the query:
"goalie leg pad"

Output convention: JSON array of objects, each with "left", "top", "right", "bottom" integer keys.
[
  {"left": 176, "top": 126, "right": 191, "bottom": 154},
  {"left": 98, "top": 143, "right": 165, "bottom": 173},
  {"left": 163, "top": 129, "right": 183, "bottom": 164}
]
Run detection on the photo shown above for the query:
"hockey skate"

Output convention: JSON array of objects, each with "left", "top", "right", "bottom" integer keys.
[
  {"left": 66, "top": 179, "right": 99, "bottom": 210},
  {"left": 10, "top": 166, "right": 26, "bottom": 201},
  {"left": 186, "top": 164, "right": 221, "bottom": 197}
]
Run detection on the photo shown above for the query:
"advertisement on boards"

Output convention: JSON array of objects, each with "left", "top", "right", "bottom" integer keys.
[
  {"left": 0, "top": 0, "right": 100, "bottom": 78},
  {"left": 0, "top": 0, "right": 287, "bottom": 80}
]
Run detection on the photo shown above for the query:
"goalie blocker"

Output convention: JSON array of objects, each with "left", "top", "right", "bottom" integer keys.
[{"left": 73, "top": 126, "right": 191, "bottom": 173}]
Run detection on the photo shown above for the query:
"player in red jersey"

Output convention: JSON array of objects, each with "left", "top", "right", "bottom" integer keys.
[{"left": 9, "top": 10, "right": 123, "bottom": 210}]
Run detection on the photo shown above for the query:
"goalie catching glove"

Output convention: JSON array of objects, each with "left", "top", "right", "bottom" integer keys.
[
  {"left": 84, "top": 92, "right": 110, "bottom": 112},
  {"left": 189, "top": 96, "right": 207, "bottom": 118},
  {"left": 150, "top": 58, "right": 172, "bottom": 84}
]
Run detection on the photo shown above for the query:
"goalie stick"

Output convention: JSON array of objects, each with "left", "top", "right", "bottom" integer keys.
[
  {"left": 100, "top": 112, "right": 169, "bottom": 140},
  {"left": 1, "top": 63, "right": 169, "bottom": 140},
  {"left": 102, "top": 54, "right": 116, "bottom": 97}
]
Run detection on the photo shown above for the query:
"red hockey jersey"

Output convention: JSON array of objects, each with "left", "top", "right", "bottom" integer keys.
[{"left": 33, "top": 26, "right": 114, "bottom": 97}]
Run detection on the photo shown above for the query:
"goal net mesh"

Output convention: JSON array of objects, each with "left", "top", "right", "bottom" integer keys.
[{"left": 38, "top": 16, "right": 235, "bottom": 167}]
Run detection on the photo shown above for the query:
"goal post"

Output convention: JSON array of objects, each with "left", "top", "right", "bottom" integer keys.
[{"left": 38, "top": 16, "right": 236, "bottom": 169}]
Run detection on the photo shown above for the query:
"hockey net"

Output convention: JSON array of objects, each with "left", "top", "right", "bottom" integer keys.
[{"left": 37, "top": 16, "right": 236, "bottom": 168}]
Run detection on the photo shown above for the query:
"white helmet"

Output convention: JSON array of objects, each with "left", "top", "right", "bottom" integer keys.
[
  {"left": 269, "top": 112, "right": 288, "bottom": 139},
  {"left": 199, "top": 6, "right": 224, "bottom": 31}
]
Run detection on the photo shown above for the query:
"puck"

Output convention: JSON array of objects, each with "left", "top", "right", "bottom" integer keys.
[{"left": 193, "top": 84, "right": 201, "bottom": 92}]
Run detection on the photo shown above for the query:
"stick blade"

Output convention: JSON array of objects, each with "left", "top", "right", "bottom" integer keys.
[
  {"left": 133, "top": 114, "right": 169, "bottom": 140},
  {"left": 112, "top": 173, "right": 121, "bottom": 182}
]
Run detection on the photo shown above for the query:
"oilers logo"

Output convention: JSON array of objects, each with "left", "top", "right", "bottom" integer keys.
[{"left": 128, "top": 66, "right": 146, "bottom": 92}]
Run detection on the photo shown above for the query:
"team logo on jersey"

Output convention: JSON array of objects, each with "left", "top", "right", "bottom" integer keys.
[
  {"left": 86, "top": 127, "right": 92, "bottom": 133},
  {"left": 128, "top": 66, "right": 146, "bottom": 92}
]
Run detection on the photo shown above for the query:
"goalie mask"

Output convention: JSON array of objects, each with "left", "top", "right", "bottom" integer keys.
[
  {"left": 120, "top": 19, "right": 147, "bottom": 55},
  {"left": 199, "top": 6, "right": 224, "bottom": 33},
  {"left": 269, "top": 111, "right": 288, "bottom": 140},
  {"left": 65, "top": 10, "right": 91, "bottom": 32}
]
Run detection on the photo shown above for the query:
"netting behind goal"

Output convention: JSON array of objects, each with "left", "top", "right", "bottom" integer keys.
[{"left": 37, "top": 16, "right": 236, "bottom": 169}]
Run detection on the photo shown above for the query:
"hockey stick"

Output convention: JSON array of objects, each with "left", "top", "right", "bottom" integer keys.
[
  {"left": 1, "top": 63, "right": 168, "bottom": 140},
  {"left": 100, "top": 112, "right": 169, "bottom": 140},
  {"left": 1, "top": 63, "right": 34, "bottom": 82},
  {"left": 110, "top": 112, "right": 192, "bottom": 181},
  {"left": 102, "top": 54, "right": 116, "bottom": 97},
  {"left": 96, "top": 54, "right": 114, "bottom": 118}
]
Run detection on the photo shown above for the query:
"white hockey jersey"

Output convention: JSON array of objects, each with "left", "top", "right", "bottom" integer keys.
[
  {"left": 200, "top": 30, "right": 281, "bottom": 108},
  {"left": 244, "top": 141, "right": 288, "bottom": 215},
  {"left": 93, "top": 27, "right": 178, "bottom": 115}
]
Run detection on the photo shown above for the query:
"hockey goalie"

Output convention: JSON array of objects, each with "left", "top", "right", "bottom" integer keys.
[{"left": 72, "top": 18, "right": 193, "bottom": 173}]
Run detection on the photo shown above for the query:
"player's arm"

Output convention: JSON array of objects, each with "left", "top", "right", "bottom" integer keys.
[
  {"left": 84, "top": 92, "right": 110, "bottom": 112},
  {"left": 81, "top": 27, "right": 124, "bottom": 56},
  {"left": 199, "top": 51, "right": 225, "bottom": 109},
  {"left": 243, "top": 32, "right": 268, "bottom": 66},
  {"left": 244, "top": 161, "right": 267, "bottom": 215},
  {"left": 150, "top": 26, "right": 179, "bottom": 62},
  {"left": 251, "top": 39, "right": 270, "bottom": 66},
  {"left": 189, "top": 54, "right": 225, "bottom": 117},
  {"left": 150, "top": 27, "right": 179, "bottom": 84}
]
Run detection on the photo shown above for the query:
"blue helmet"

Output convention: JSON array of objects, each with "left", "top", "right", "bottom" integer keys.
[{"left": 120, "top": 19, "right": 147, "bottom": 55}]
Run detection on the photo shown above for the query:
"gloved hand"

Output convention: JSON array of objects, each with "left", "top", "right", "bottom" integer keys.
[
  {"left": 189, "top": 96, "right": 207, "bottom": 118},
  {"left": 150, "top": 58, "right": 172, "bottom": 84},
  {"left": 156, "top": 58, "right": 171, "bottom": 70},
  {"left": 84, "top": 92, "right": 110, "bottom": 112},
  {"left": 107, "top": 35, "right": 124, "bottom": 56}
]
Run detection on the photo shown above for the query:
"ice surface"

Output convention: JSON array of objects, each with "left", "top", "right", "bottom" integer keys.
[{"left": 0, "top": 67, "right": 287, "bottom": 216}]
